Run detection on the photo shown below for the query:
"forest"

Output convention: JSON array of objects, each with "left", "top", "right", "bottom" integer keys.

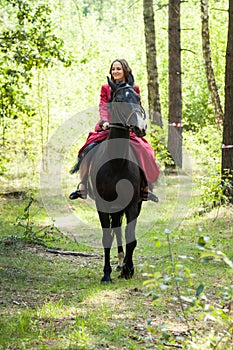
[{"left": 0, "top": 0, "right": 233, "bottom": 349}]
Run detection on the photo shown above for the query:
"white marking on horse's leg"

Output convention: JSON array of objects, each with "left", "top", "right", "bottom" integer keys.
[{"left": 117, "top": 251, "right": 124, "bottom": 267}]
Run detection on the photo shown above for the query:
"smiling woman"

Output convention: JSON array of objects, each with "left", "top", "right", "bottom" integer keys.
[
  {"left": 69, "top": 58, "right": 160, "bottom": 202},
  {"left": 111, "top": 60, "right": 125, "bottom": 81}
]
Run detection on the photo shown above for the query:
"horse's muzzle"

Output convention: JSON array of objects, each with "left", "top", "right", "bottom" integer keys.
[{"left": 133, "top": 125, "right": 146, "bottom": 137}]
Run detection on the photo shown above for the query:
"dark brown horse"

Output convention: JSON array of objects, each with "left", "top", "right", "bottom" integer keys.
[{"left": 85, "top": 78, "right": 147, "bottom": 283}]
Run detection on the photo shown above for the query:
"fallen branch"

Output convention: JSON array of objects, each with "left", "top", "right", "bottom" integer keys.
[
  {"left": 163, "top": 343, "right": 183, "bottom": 348},
  {"left": 46, "top": 248, "right": 102, "bottom": 258},
  {"left": 0, "top": 191, "right": 26, "bottom": 198}
]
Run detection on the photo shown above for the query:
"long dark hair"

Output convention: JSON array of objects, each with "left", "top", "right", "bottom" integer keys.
[{"left": 109, "top": 58, "right": 134, "bottom": 86}]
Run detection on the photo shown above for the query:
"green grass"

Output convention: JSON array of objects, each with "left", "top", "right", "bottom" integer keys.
[{"left": 0, "top": 179, "right": 233, "bottom": 349}]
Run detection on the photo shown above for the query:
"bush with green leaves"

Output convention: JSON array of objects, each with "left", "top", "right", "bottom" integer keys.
[
  {"left": 147, "top": 124, "right": 174, "bottom": 169},
  {"left": 143, "top": 229, "right": 233, "bottom": 349},
  {"left": 0, "top": 0, "right": 71, "bottom": 175},
  {"left": 183, "top": 125, "right": 228, "bottom": 209},
  {"left": 15, "top": 195, "right": 63, "bottom": 245}
]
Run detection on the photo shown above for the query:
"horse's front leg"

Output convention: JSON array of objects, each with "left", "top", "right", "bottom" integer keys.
[
  {"left": 98, "top": 211, "right": 114, "bottom": 283},
  {"left": 111, "top": 213, "right": 124, "bottom": 271},
  {"left": 120, "top": 208, "right": 138, "bottom": 279}
]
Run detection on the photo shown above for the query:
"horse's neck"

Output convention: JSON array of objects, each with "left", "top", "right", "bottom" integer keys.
[
  {"left": 108, "top": 125, "right": 129, "bottom": 140},
  {"left": 108, "top": 125, "right": 130, "bottom": 160}
]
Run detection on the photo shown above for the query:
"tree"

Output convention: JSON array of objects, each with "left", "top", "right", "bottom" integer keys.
[
  {"left": 168, "top": 0, "right": 182, "bottom": 168},
  {"left": 0, "top": 0, "right": 71, "bottom": 171},
  {"left": 143, "top": 0, "right": 162, "bottom": 127},
  {"left": 222, "top": 1, "right": 233, "bottom": 203},
  {"left": 201, "top": 0, "right": 224, "bottom": 122}
]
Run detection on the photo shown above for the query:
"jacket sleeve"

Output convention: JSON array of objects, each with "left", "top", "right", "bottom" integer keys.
[
  {"left": 134, "top": 84, "right": 140, "bottom": 96},
  {"left": 95, "top": 85, "right": 110, "bottom": 131},
  {"left": 133, "top": 84, "right": 142, "bottom": 105}
]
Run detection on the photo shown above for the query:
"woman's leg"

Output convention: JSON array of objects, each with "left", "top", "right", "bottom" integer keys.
[
  {"left": 69, "top": 143, "right": 99, "bottom": 200},
  {"left": 69, "top": 154, "right": 89, "bottom": 200}
]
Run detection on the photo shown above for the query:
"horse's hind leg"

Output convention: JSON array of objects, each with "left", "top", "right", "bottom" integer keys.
[{"left": 98, "top": 211, "right": 114, "bottom": 283}]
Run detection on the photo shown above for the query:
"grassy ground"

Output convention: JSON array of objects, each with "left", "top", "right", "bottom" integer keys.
[{"left": 0, "top": 175, "right": 233, "bottom": 349}]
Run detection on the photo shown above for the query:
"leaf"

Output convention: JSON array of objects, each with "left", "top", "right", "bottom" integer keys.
[
  {"left": 24, "top": 197, "right": 33, "bottom": 212},
  {"left": 152, "top": 294, "right": 161, "bottom": 301},
  {"left": 196, "top": 283, "right": 205, "bottom": 297},
  {"left": 164, "top": 228, "right": 171, "bottom": 235},
  {"left": 154, "top": 238, "right": 161, "bottom": 248},
  {"left": 222, "top": 256, "right": 233, "bottom": 268},
  {"left": 200, "top": 251, "right": 233, "bottom": 268},
  {"left": 178, "top": 255, "right": 187, "bottom": 259},
  {"left": 180, "top": 296, "right": 194, "bottom": 303},
  {"left": 162, "top": 331, "right": 170, "bottom": 341},
  {"left": 200, "top": 251, "right": 221, "bottom": 259},
  {"left": 197, "top": 236, "right": 210, "bottom": 247},
  {"left": 174, "top": 277, "right": 183, "bottom": 282},
  {"left": 160, "top": 284, "right": 168, "bottom": 290}
]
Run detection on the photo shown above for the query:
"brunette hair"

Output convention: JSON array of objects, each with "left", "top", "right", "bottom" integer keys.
[{"left": 109, "top": 58, "right": 132, "bottom": 83}]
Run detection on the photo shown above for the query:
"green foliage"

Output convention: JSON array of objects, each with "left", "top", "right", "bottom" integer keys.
[
  {"left": 183, "top": 87, "right": 216, "bottom": 132},
  {"left": 147, "top": 124, "right": 174, "bottom": 168},
  {"left": 0, "top": 0, "right": 229, "bottom": 189},
  {"left": 143, "top": 229, "right": 233, "bottom": 349},
  {"left": 199, "top": 173, "right": 231, "bottom": 210},
  {"left": 0, "top": 0, "right": 71, "bottom": 176},
  {"left": 183, "top": 125, "right": 229, "bottom": 209},
  {"left": 1, "top": 176, "right": 233, "bottom": 349},
  {"left": 15, "top": 195, "right": 63, "bottom": 245},
  {"left": 197, "top": 235, "right": 233, "bottom": 267},
  {"left": 10, "top": 1, "right": 71, "bottom": 69}
]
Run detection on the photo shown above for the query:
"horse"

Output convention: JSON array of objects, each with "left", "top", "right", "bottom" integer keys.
[{"left": 84, "top": 78, "right": 147, "bottom": 283}]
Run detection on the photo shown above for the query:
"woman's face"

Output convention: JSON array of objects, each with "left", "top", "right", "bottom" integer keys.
[{"left": 111, "top": 61, "right": 125, "bottom": 82}]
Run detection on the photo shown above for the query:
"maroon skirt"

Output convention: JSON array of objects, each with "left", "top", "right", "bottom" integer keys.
[{"left": 78, "top": 130, "right": 160, "bottom": 183}]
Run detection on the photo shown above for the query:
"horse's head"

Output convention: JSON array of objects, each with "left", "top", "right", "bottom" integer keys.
[{"left": 108, "top": 77, "right": 147, "bottom": 137}]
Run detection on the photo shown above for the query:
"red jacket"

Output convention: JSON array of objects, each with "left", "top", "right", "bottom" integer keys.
[{"left": 79, "top": 83, "right": 160, "bottom": 183}]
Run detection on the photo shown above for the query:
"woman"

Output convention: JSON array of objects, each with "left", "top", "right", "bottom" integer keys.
[{"left": 69, "top": 58, "right": 160, "bottom": 201}]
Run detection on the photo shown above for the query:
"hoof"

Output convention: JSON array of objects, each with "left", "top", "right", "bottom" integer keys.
[
  {"left": 118, "top": 264, "right": 134, "bottom": 280},
  {"left": 101, "top": 274, "right": 112, "bottom": 284}
]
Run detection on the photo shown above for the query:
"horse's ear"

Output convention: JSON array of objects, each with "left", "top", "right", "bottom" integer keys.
[{"left": 107, "top": 76, "right": 116, "bottom": 92}]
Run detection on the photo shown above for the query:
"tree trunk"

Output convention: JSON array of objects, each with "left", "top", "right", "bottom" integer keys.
[
  {"left": 201, "top": 0, "right": 224, "bottom": 122},
  {"left": 143, "top": 0, "right": 162, "bottom": 127},
  {"left": 222, "top": 1, "right": 233, "bottom": 203},
  {"left": 168, "top": 0, "right": 182, "bottom": 168}
]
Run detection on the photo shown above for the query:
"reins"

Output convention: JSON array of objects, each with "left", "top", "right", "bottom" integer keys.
[
  {"left": 109, "top": 124, "right": 129, "bottom": 130},
  {"left": 111, "top": 84, "right": 144, "bottom": 127}
]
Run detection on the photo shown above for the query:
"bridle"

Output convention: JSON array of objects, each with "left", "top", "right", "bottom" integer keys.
[{"left": 110, "top": 84, "right": 146, "bottom": 129}]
